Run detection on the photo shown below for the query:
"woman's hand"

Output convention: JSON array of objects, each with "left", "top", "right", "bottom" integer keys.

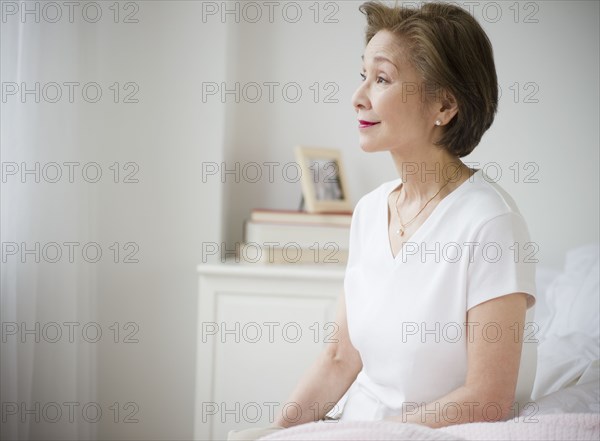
[{"left": 227, "top": 425, "right": 284, "bottom": 441}]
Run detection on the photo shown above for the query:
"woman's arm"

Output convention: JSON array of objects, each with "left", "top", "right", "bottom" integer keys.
[
  {"left": 385, "top": 292, "right": 528, "bottom": 428},
  {"left": 274, "top": 292, "right": 363, "bottom": 428}
]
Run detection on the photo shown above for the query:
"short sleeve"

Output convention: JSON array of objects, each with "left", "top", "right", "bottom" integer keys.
[{"left": 466, "top": 212, "right": 537, "bottom": 310}]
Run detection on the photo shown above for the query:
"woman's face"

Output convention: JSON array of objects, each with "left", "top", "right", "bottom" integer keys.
[{"left": 352, "top": 30, "right": 439, "bottom": 154}]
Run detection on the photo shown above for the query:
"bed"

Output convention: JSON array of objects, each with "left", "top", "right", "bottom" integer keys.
[{"left": 259, "top": 243, "right": 600, "bottom": 440}]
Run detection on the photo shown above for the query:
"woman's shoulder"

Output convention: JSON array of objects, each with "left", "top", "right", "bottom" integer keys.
[
  {"left": 354, "top": 178, "right": 402, "bottom": 212},
  {"left": 455, "top": 168, "right": 527, "bottom": 225}
]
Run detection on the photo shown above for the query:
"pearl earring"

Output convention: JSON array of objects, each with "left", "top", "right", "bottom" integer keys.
[{"left": 435, "top": 120, "right": 442, "bottom": 126}]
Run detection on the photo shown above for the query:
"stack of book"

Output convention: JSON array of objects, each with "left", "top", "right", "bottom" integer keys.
[{"left": 239, "top": 209, "right": 353, "bottom": 265}]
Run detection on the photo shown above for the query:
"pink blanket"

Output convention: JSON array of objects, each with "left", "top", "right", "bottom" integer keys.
[{"left": 260, "top": 413, "right": 599, "bottom": 440}]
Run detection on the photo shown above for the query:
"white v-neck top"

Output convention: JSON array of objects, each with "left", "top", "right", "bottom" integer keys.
[{"left": 337, "top": 168, "right": 537, "bottom": 421}]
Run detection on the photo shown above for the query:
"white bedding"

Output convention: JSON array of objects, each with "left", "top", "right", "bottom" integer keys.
[
  {"left": 260, "top": 413, "right": 600, "bottom": 440},
  {"left": 531, "top": 243, "right": 599, "bottom": 405},
  {"left": 529, "top": 362, "right": 599, "bottom": 415}
]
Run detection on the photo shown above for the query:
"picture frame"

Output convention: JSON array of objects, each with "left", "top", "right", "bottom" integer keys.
[{"left": 294, "top": 146, "right": 352, "bottom": 213}]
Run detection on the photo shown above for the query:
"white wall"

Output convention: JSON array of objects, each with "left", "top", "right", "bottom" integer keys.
[
  {"left": 1, "top": 1, "right": 598, "bottom": 440},
  {"left": 222, "top": 0, "right": 599, "bottom": 269},
  {"left": 466, "top": 1, "right": 600, "bottom": 268}
]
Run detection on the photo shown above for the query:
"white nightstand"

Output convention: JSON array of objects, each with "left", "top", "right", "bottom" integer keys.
[{"left": 193, "top": 261, "right": 345, "bottom": 440}]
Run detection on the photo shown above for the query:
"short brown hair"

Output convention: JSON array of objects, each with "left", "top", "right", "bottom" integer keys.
[{"left": 359, "top": 1, "right": 498, "bottom": 157}]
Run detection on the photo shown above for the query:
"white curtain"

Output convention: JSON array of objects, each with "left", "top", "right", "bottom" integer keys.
[
  {"left": 1, "top": 3, "right": 226, "bottom": 440},
  {"left": 1, "top": 13, "right": 98, "bottom": 441}
]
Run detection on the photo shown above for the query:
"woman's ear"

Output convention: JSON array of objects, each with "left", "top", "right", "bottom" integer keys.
[{"left": 439, "top": 89, "right": 459, "bottom": 121}]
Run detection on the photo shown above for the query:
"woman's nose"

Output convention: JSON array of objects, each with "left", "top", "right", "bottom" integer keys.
[{"left": 352, "top": 81, "right": 370, "bottom": 112}]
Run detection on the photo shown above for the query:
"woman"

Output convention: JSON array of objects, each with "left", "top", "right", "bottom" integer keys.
[{"left": 228, "top": 1, "right": 536, "bottom": 439}]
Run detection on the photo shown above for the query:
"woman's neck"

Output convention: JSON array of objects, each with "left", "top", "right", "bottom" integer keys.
[{"left": 389, "top": 149, "right": 473, "bottom": 204}]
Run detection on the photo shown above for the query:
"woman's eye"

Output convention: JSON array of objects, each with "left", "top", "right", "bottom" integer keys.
[{"left": 359, "top": 72, "right": 388, "bottom": 84}]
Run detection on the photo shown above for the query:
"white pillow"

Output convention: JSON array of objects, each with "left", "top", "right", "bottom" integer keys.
[
  {"left": 531, "top": 243, "right": 600, "bottom": 402},
  {"left": 532, "top": 333, "right": 599, "bottom": 400},
  {"left": 542, "top": 243, "right": 599, "bottom": 340},
  {"left": 533, "top": 265, "right": 561, "bottom": 341},
  {"left": 528, "top": 359, "right": 599, "bottom": 414}
]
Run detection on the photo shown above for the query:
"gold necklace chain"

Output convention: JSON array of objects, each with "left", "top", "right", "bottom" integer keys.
[{"left": 394, "top": 167, "right": 462, "bottom": 236}]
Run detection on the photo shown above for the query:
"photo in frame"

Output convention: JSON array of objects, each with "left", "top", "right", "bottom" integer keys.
[{"left": 294, "top": 146, "right": 352, "bottom": 213}]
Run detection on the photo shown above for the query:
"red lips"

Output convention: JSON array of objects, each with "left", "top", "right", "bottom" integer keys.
[{"left": 358, "top": 120, "right": 380, "bottom": 128}]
